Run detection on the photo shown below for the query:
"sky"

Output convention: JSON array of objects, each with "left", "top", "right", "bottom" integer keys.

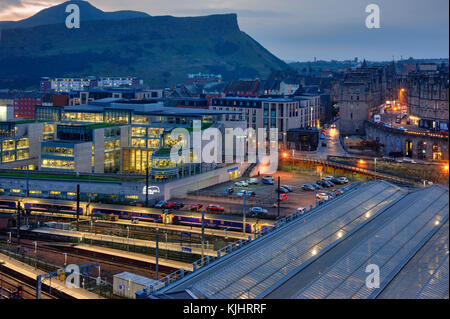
[{"left": 0, "top": 0, "right": 448, "bottom": 62}]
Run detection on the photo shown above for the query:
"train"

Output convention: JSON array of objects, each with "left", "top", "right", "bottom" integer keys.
[{"left": 0, "top": 196, "right": 274, "bottom": 234}]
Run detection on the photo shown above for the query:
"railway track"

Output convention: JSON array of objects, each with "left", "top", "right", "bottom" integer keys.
[
  {"left": 17, "top": 240, "right": 170, "bottom": 281},
  {"left": 0, "top": 270, "right": 55, "bottom": 299}
]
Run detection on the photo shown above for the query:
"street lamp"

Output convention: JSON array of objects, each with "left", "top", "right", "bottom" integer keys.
[
  {"left": 63, "top": 253, "right": 67, "bottom": 267},
  {"left": 242, "top": 193, "right": 247, "bottom": 234},
  {"left": 374, "top": 158, "right": 377, "bottom": 181}
]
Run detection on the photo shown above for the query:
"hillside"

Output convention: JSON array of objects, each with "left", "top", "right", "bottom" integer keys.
[{"left": 0, "top": 2, "right": 287, "bottom": 89}]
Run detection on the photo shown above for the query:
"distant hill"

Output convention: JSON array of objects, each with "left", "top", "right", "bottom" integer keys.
[
  {"left": 0, "top": 0, "right": 151, "bottom": 30},
  {"left": 0, "top": 1, "right": 287, "bottom": 89}
]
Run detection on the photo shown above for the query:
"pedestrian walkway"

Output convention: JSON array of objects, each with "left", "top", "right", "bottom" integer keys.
[{"left": 0, "top": 252, "right": 102, "bottom": 299}]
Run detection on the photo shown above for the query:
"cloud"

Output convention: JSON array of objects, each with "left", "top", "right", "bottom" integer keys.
[
  {"left": 0, "top": 0, "right": 23, "bottom": 10},
  {"left": 0, "top": 0, "right": 61, "bottom": 20}
]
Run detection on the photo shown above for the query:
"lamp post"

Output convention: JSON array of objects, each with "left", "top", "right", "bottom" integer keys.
[
  {"left": 374, "top": 158, "right": 377, "bottom": 181},
  {"left": 242, "top": 193, "right": 247, "bottom": 234},
  {"left": 292, "top": 149, "right": 295, "bottom": 169},
  {"left": 155, "top": 228, "right": 159, "bottom": 280}
]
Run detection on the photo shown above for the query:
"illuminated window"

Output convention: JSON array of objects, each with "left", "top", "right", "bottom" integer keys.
[
  {"left": 50, "top": 191, "right": 61, "bottom": 195},
  {"left": 10, "top": 189, "right": 22, "bottom": 193}
]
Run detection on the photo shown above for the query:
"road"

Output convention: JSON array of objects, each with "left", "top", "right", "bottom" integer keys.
[{"left": 289, "top": 120, "right": 349, "bottom": 160}]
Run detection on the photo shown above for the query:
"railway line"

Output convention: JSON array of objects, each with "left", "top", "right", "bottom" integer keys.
[
  {"left": 11, "top": 239, "right": 171, "bottom": 281},
  {"left": 0, "top": 269, "right": 55, "bottom": 299}
]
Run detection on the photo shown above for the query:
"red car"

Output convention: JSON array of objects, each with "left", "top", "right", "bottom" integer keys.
[
  {"left": 190, "top": 203, "right": 203, "bottom": 211},
  {"left": 206, "top": 204, "right": 225, "bottom": 212},
  {"left": 162, "top": 201, "right": 176, "bottom": 209},
  {"left": 279, "top": 193, "right": 288, "bottom": 201}
]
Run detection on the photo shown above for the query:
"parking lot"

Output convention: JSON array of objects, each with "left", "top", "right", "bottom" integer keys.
[{"left": 174, "top": 171, "right": 351, "bottom": 218}]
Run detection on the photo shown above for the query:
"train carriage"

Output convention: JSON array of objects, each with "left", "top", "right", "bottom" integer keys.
[{"left": 0, "top": 195, "right": 274, "bottom": 234}]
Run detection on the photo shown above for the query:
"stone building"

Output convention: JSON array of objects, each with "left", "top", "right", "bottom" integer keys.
[{"left": 406, "top": 63, "right": 449, "bottom": 132}]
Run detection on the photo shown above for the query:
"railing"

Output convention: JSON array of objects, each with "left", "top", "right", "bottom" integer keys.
[
  {"left": 288, "top": 156, "right": 418, "bottom": 185},
  {"left": 147, "top": 181, "right": 361, "bottom": 296}
]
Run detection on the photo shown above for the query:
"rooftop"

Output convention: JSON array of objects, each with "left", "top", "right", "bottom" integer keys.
[{"left": 155, "top": 181, "right": 449, "bottom": 299}]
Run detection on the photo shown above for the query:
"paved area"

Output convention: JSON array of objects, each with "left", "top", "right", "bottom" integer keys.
[{"left": 181, "top": 171, "right": 350, "bottom": 217}]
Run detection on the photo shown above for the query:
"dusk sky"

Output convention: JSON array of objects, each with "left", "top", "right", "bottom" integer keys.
[{"left": 1, "top": 0, "right": 448, "bottom": 62}]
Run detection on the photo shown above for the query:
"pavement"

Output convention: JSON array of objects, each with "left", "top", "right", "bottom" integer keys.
[{"left": 178, "top": 171, "right": 350, "bottom": 218}]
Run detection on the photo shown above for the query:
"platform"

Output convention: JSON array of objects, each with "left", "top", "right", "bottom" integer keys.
[
  {"left": 0, "top": 252, "right": 103, "bottom": 299},
  {"left": 73, "top": 244, "right": 193, "bottom": 272},
  {"left": 33, "top": 228, "right": 218, "bottom": 257}
]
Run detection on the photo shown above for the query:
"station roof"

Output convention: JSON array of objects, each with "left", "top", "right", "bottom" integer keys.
[
  {"left": 156, "top": 181, "right": 449, "bottom": 299},
  {"left": 114, "top": 272, "right": 161, "bottom": 287}
]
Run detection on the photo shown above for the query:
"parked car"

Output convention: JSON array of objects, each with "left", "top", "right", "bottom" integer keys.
[
  {"left": 331, "top": 177, "right": 344, "bottom": 185},
  {"left": 206, "top": 204, "right": 225, "bottom": 212},
  {"left": 279, "top": 193, "right": 288, "bottom": 201},
  {"left": 154, "top": 201, "right": 166, "bottom": 208},
  {"left": 263, "top": 176, "right": 274, "bottom": 181},
  {"left": 235, "top": 181, "right": 248, "bottom": 187},
  {"left": 316, "top": 193, "right": 330, "bottom": 201},
  {"left": 131, "top": 219, "right": 140, "bottom": 224},
  {"left": 237, "top": 190, "right": 256, "bottom": 197},
  {"left": 302, "top": 184, "right": 315, "bottom": 191},
  {"left": 246, "top": 178, "right": 258, "bottom": 184},
  {"left": 382, "top": 156, "right": 396, "bottom": 162},
  {"left": 262, "top": 178, "right": 274, "bottom": 185},
  {"left": 338, "top": 177, "right": 349, "bottom": 184},
  {"left": 173, "top": 202, "right": 184, "bottom": 209},
  {"left": 402, "top": 157, "right": 416, "bottom": 163},
  {"left": 190, "top": 203, "right": 203, "bottom": 211},
  {"left": 322, "top": 176, "right": 334, "bottom": 181},
  {"left": 275, "top": 187, "right": 289, "bottom": 194},
  {"left": 224, "top": 187, "right": 234, "bottom": 194},
  {"left": 281, "top": 185, "right": 293, "bottom": 192},
  {"left": 162, "top": 201, "right": 176, "bottom": 209},
  {"left": 316, "top": 180, "right": 331, "bottom": 188},
  {"left": 296, "top": 207, "right": 306, "bottom": 215},
  {"left": 249, "top": 207, "right": 268, "bottom": 215},
  {"left": 311, "top": 184, "right": 322, "bottom": 190}
]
